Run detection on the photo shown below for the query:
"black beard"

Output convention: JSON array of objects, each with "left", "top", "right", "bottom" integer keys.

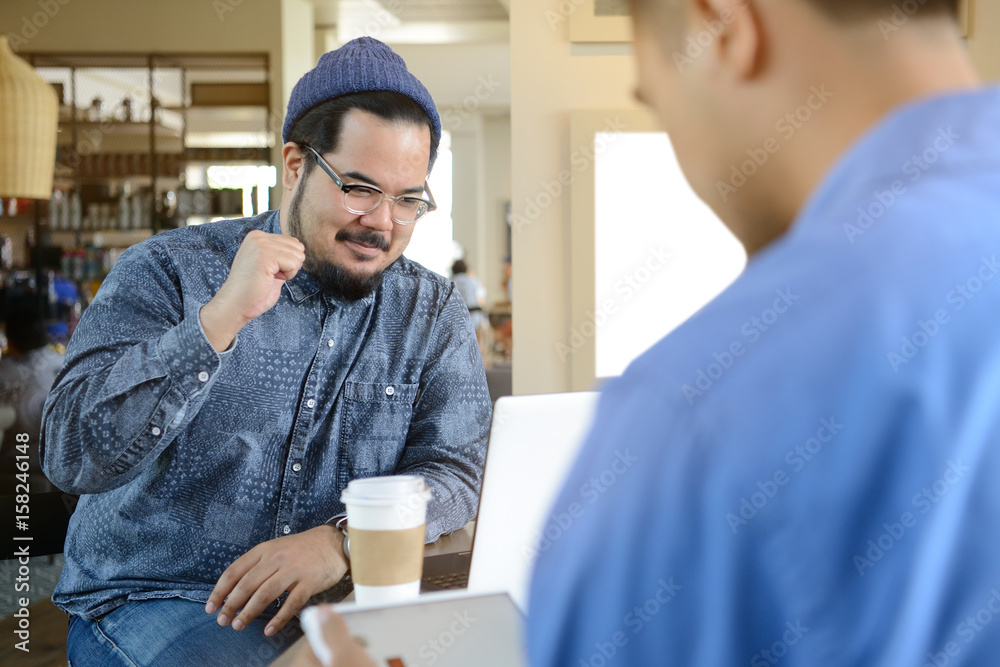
[
  {"left": 305, "top": 253, "right": 386, "bottom": 303},
  {"left": 287, "top": 184, "right": 389, "bottom": 303}
]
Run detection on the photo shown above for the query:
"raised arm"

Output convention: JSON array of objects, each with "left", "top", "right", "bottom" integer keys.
[{"left": 40, "top": 230, "right": 305, "bottom": 494}]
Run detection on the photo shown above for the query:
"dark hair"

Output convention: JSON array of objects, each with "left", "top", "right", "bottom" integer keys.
[
  {"left": 630, "top": 0, "right": 957, "bottom": 24},
  {"left": 6, "top": 307, "right": 48, "bottom": 353},
  {"left": 452, "top": 260, "right": 468, "bottom": 276},
  {"left": 798, "top": 0, "right": 957, "bottom": 21},
  {"left": 287, "top": 90, "right": 440, "bottom": 178}
]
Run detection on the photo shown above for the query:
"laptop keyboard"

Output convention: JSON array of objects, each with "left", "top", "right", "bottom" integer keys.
[{"left": 423, "top": 571, "right": 469, "bottom": 589}]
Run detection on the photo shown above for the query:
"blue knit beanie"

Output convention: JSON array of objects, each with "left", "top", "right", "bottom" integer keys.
[{"left": 282, "top": 37, "right": 441, "bottom": 165}]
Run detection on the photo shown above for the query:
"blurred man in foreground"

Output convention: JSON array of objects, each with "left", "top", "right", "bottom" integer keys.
[
  {"left": 281, "top": 0, "right": 1000, "bottom": 665},
  {"left": 532, "top": 0, "right": 1000, "bottom": 665}
]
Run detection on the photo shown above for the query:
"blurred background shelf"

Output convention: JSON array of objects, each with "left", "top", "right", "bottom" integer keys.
[{"left": 2, "top": 51, "right": 275, "bottom": 332}]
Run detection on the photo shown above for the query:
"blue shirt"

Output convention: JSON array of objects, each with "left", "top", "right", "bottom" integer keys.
[
  {"left": 41, "top": 210, "right": 491, "bottom": 620},
  {"left": 529, "top": 87, "right": 1000, "bottom": 666}
]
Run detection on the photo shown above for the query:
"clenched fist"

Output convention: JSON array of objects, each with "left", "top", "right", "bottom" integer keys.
[{"left": 200, "top": 230, "right": 306, "bottom": 351}]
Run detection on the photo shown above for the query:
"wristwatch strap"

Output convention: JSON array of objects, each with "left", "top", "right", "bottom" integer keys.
[{"left": 325, "top": 513, "right": 350, "bottom": 561}]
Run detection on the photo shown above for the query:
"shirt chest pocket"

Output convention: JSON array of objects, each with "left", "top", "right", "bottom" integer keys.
[{"left": 340, "top": 381, "right": 420, "bottom": 479}]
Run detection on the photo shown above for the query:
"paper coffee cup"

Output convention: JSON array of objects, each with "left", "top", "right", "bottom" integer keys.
[{"left": 341, "top": 475, "right": 432, "bottom": 606}]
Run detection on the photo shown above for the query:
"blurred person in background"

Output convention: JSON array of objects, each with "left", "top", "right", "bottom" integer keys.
[
  {"left": 492, "top": 257, "right": 513, "bottom": 361},
  {"left": 451, "top": 259, "right": 489, "bottom": 352},
  {"left": 0, "top": 306, "right": 64, "bottom": 490}
]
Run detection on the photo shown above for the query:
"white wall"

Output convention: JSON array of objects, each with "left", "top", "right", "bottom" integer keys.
[
  {"left": 443, "top": 111, "right": 511, "bottom": 306},
  {"left": 482, "top": 114, "right": 512, "bottom": 305},
  {"left": 509, "top": 0, "right": 642, "bottom": 395},
  {"left": 967, "top": 0, "right": 1000, "bottom": 81},
  {"left": 281, "top": 0, "right": 316, "bottom": 120},
  {"left": 450, "top": 115, "right": 485, "bottom": 278},
  {"left": 390, "top": 43, "right": 511, "bottom": 111}
]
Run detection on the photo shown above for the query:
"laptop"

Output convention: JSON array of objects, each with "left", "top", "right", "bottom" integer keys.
[
  {"left": 335, "top": 392, "right": 600, "bottom": 666},
  {"left": 420, "top": 391, "right": 600, "bottom": 611},
  {"left": 336, "top": 591, "right": 528, "bottom": 667}
]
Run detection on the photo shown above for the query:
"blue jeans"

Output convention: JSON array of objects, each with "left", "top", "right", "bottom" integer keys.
[{"left": 67, "top": 598, "right": 303, "bottom": 667}]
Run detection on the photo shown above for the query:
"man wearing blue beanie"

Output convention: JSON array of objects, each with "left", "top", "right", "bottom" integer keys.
[{"left": 41, "top": 37, "right": 491, "bottom": 666}]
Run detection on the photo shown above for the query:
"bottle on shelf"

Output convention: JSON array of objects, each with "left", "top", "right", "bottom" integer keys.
[
  {"left": 100, "top": 203, "right": 112, "bottom": 230},
  {"left": 70, "top": 191, "right": 82, "bottom": 231},
  {"left": 60, "top": 191, "right": 70, "bottom": 230},
  {"left": 119, "top": 192, "right": 130, "bottom": 230},
  {"left": 49, "top": 190, "right": 61, "bottom": 229},
  {"left": 130, "top": 194, "right": 143, "bottom": 230},
  {"left": 1, "top": 236, "right": 12, "bottom": 270},
  {"left": 88, "top": 96, "right": 105, "bottom": 122},
  {"left": 72, "top": 249, "right": 85, "bottom": 281},
  {"left": 120, "top": 97, "right": 133, "bottom": 122}
]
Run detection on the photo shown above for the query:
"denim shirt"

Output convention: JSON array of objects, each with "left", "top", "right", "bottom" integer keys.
[{"left": 40, "top": 210, "right": 491, "bottom": 620}]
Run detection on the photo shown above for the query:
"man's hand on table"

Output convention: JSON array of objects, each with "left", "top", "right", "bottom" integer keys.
[
  {"left": 206, "top": 525, "right": 348, "bottom": 636},
  {"left": 268, "top": 606, "right": 376, "bottom": 667}
]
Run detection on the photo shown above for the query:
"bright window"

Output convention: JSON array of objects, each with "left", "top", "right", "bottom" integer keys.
[
  {"left": 594, "top": 132, "right": 747, "bottom": 378},
  {"left": 403, "top": 131, "right": 453, "bottom": 278}
]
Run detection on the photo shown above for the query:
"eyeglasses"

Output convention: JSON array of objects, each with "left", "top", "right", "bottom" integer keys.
[{"left": 303, "top": 145, "right": 437, "bottom": 225}]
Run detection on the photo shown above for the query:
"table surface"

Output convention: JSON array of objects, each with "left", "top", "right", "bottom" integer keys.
[{"left": 423, "top": 521, "right": 475, "bottom": 557}]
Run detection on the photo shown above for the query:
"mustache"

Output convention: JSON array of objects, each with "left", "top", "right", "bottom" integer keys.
[{"left": 335, "top": 228, "right": 390, "bottom": 252}]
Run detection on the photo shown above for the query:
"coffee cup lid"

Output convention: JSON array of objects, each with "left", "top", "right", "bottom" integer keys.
[{"left": 341, "top": 475, "right": 431, "bottom": 506}]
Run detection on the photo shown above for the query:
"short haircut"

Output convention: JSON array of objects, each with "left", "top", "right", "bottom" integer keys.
[
  {"left": 287, "top": 90, "right": 439, "bottom": 178},
  {"left": 452, "top": 259, "right": 468, "bottom": 275},
  {"left": 629, "top": 0, "right": 958, "bottom": 25},
  {"left": 794, "top": 0, "right": 958, "bottom": 21}
]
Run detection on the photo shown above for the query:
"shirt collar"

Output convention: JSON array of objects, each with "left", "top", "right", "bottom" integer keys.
[
  {"left": 262, "top": 209, "right": 321, "bottom": 303},
  {"left": 793, "top": 85, "right": 1000, "bottom": 239},
  {"left": 265, "top": 208, "right": 381, "bottom": 307}
]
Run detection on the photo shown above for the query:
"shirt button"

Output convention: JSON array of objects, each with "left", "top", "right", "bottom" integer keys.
[
  {"left": 151, "top": 426, "right": 161, "bottom": 436},
  {"left": 306, "top": 399, "right": 316, "bottom": 408},
  {"left": 282, "top": 525, "right": 291, "bottom": 535},
  {"left": 197, "top": 371, "right": 209, "bottom": 382},
  {"left": 292, "top": 463, "right": 302, "bottom": 472},
  {"left": 327, "top": 339, "right": 334, "bottom": 348},
  {"left": 385, "top": 386, "right": 395, "bottom": 396}
]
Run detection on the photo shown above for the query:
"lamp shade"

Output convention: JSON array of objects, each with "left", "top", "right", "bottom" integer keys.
[{"left": 0, "top": 35, "right": 58, "bottom": 199}]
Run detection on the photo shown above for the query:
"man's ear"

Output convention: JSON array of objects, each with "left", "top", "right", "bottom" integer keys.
[
  {"left": 282, "top": 142, "right": 307, "bottom": 193},
  {"left": 690, "top": 0, "right": 765, "bottom": 80}
]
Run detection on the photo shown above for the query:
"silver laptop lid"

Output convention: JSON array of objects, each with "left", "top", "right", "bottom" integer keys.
[
  {"left": 467, "top": 391, "right": 600, "bottom": 612},
  {"left": 337, "top": 591, "right": 525, "bottom": 667}
]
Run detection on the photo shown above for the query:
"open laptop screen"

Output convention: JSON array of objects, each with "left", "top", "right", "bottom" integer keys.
[{"left": 466, "top": 392, "right": 600, "bottom": 611}]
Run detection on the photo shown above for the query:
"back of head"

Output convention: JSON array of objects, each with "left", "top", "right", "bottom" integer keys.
[
  {"left": 630, "top": 0, "right": 958, "bottom": 23},
  {"left": 792, "top": 0, "right": 957, "bottom": 21},
  {"left": 452, "top": 260, "right": 468, "bottom": 276},
  {"left": 627, "top": 0, "right": 973, "bottom": 255}
]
